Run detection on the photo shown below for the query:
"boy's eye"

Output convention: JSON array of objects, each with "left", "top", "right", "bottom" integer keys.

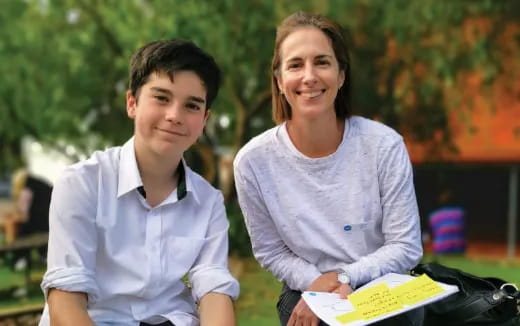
[
  {"left": 155, "top": 95, "right": 169, "bottom": 103},
  {"left": 186, "top": 103, "right": 201, "bottom": 111}
]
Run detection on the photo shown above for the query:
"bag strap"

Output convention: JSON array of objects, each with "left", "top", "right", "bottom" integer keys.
[{"left": 442, "top": 289, "right": 514, "bottom": 323}]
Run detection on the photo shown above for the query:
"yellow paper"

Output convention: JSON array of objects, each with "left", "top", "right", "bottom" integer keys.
[
  {"left": 348, "top": 283, "right": 403, "bottom": 320},
  {"left": 391, "top": 274, "right": 445, "bottom": 305},
  {"left": 336, "top": 310, "right": 363, "bottom": 324}
]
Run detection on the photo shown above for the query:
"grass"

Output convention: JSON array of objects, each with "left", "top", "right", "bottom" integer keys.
[
  {"left": 422, "top": 254, "right": 520, "bottom": 285},
  {"left": 0, "top": 266, "right": 25, "bottom": 290},
  {"left": 235, "top": 258, "right": 281, "bottom": 326},
  {"left": 0, "top": 255, "right": 518, "bottom": 326},
  {"left": 0, "top": 265, "right": 45, "bottom": 309},
  {"left": 235, "top": 255, "right": 520, "bottom": 326}
]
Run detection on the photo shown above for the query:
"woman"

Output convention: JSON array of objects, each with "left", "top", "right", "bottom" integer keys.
[{"left": 234, "top": 12, "right": 423, "bottom": 326}]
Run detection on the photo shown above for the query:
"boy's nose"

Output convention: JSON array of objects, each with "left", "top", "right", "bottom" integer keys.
[{"left": 165, "top": 104, "right": 183, "bottom": 124}]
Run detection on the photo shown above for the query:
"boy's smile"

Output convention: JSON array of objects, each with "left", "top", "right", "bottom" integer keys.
[{"left": 126, "top": 71, "right": 209, "bottom": 159}]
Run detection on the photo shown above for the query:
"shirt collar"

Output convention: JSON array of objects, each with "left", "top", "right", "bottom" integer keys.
[
  {"left": 117, "top": 137, "right": 197, "bottom": 203},
  {"left": 175, "top": 160, "right": 187, "bottom": 201},
  {"left": 117, "top": 137, "right": 142, "bottom": 198},
  {"left": 180, "top": 159, "right": 200, "bottom": 204}
]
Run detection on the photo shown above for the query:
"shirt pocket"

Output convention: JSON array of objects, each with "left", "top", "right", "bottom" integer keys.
[
  {"left": 163, "top": 236, "right": 205, "bottom": 281},
  {"left": 341, "top": 221, "right": 371, "bottom": 245}
]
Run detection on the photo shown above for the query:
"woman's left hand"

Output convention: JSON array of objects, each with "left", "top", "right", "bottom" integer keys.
[
  {"left": 332, "top": 282, "right": 353, "bottom": 299},
  {"left": 307, "top": 272, "right": 340, "bottom": 292}
]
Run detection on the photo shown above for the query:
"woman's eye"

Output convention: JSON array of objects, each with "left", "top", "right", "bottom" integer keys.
[
  {"left": 317, "top": 60, "right": 330, "bottom": 66},
  {"left": 287, "top": 62, "right": 301, "bottom": 70}
]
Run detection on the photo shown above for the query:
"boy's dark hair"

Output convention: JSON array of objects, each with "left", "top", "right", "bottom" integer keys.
[{"left": 129, "top": 39, "right": 221, "bottom": 109}]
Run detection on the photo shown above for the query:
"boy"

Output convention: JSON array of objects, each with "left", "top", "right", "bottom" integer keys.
[{"left": 39, "top": 39, "right": 239, "bottom": 326}]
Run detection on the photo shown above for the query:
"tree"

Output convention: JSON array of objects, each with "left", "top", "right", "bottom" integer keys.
[
  {"left": 331, "top": 0, "right": 519, "bottom": 158},
  {"left": 1, "top": 0, "right": 518, "bottom": 255}
]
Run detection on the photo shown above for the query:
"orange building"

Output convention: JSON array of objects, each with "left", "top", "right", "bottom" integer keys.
[
  {"left": 394, "top": 16, "right": 520, "bottom": 259},
  {"left": 406, "top": 71, "right": 520, "bottom": 164},
  {"left": 404, "top": 70, "right": 520, "bottom": 260}
]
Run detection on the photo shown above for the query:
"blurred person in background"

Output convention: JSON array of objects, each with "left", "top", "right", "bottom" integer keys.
[
  {"left": 428, "top": 188, "right": 466, "bottom": 256},
  {"left": 11, "top": 168, "right": 52, "bottom": 238},
  {"left": 0, "top": 168, "right": 51, "bottom": 246},
  {"left": 0, "top": 202, "right": 17, "bottom": 244},
  {"left": 234, "top": 12, "right": 423, "bottom": 326}
]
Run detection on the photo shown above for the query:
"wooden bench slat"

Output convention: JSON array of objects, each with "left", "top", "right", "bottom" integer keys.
[{"left": 0, "top": 303, "right": 44, "bottom": 319}]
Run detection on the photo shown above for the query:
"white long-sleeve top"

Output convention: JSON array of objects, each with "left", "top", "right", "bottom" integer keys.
[
  {"left": 40, "top": 137, "right": 239, "bottom": 326},
  {"left": 234, "top": 116, "right": 422, "bottom": 292}
]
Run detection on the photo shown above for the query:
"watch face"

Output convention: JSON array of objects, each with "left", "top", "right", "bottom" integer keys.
[{"left": 338, "top": 273, "right": 350, "bottom": 284}]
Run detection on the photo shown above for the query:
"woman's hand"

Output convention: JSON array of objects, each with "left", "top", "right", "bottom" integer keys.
[
  {"left": 287, "top": 272, "right": 340, "bottom": 325},
  {"left": 307, "top": 271, "right": 340, "bottom": 292},
  {"left": 308, "top": 272, "right": 353, "bottom": 299},
  {"left": 332, "top": 282, "right": 354, "bottom": 299},
  {"left": 287, "top": 298, "right": 319, "bottom": 326}
]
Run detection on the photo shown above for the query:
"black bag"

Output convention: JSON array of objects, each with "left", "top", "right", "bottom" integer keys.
[{"left": 411, "top": 262, "right": 520, "bottom": 325}]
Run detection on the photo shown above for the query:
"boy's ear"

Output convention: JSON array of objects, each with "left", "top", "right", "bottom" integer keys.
[
  {"left": 204, "top": 109, "right": 211, "bottom": 123},
  {"left": 126, "top": 90, "right": 137, "bottom": 119}
]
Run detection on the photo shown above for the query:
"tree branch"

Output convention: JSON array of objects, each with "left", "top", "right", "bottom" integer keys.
[
  {"left": 247, "top": 89, "right": 271, "bottom": 120},
  {"left": 77, "top": 0, "right": 123, "bottom": 56}
]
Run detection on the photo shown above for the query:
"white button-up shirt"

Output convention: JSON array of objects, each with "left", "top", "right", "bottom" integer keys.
[{"left": 39, "top": 138, "right": 239, "bottom": 326}]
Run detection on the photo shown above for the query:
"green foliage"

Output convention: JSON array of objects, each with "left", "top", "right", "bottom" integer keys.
[
  {"left": 327, "top": 0, "right": 519, "bottom": 155},
  {"left": 2, "top": 0, "right": 516, "bottom": 166},
  {"left": 227, "top": 202, "right": 253, "bottom": 257},
  {"left": 1, "top": 0, "right": 517, "bottom": 252}
]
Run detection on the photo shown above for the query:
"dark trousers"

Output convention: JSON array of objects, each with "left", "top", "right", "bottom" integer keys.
[
  {"left": 139, "top": 321, "right": 174, "bottom": 326},
  {"left": 277, "top": 284, "right": 424, "bottom": 326}
]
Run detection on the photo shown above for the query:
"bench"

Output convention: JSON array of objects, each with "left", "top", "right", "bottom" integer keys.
[
  {"left": 0, "top": 233, "right": 48, "bottom": 289},
  {"left": 0, "top": 302, "right": 44, "bottom": 320}
]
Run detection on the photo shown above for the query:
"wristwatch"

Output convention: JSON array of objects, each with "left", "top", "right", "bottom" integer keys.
[{"left": 338, "top": 271, "right": 351, "bottom": 285}]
